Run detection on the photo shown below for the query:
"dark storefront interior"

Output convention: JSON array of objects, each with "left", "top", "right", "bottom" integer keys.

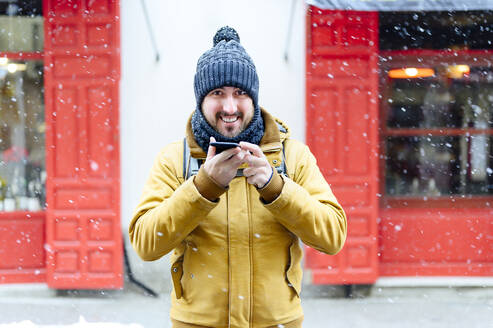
[{"left": 379, "top": 11, "right": 493, "bottom": 200}]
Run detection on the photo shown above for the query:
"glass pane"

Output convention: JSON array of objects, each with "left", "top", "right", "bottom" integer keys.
[
  {"left": 0, "top": 1, "right": 43, "bottom": 52},
  {"left": 453, "top": 68, "right": 493, "bottom": 129},
  {"left": 387, "top": 67, "right": 493, "bottom": 129},
  {"left": 386, "top": 136, "right": 492, "bottom": 196},
  {"left": 0, "top": 60, "right": 45, "bottom": 211},
  {"left": 387, "top": 79, "right": 461, "bottom": 128}
]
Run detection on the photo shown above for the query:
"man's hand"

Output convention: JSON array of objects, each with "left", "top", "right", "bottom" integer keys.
[
  {"left": 203, "top": 137, "right": 247, "bottom": 188},
  {"left": 240, "top": 141, "right": 273, "bottom": 189}
]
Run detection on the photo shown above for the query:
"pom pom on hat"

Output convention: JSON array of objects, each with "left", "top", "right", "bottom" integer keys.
[{"left": 213, "top": 26, "right": 240, "bottom": 46}]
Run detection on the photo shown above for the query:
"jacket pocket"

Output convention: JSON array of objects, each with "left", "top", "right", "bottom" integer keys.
[
  {"left": 171, "top": 255, "right": 184, "bottom": 299},
  {"left": 286, "top": 240, "right": 303, "bottom": 297}
]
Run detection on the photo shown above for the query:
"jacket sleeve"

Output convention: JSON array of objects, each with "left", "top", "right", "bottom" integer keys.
[
  {"left": 263, "top": 142, "right": 347, "bottom": 255},
  {"left": 128, "top": 145, "right": 218, "bottom": 261}
]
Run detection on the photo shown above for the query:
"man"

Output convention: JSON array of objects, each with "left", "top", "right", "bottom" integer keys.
[{"left": 129, "top": 26, "right": 347, "bottom": 328}]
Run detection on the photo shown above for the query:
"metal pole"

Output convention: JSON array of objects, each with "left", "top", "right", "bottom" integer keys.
[
  {"left": 140, "top": 0, "right": 160, "bottom": 63},
  {"left": 284, "top": 0, "right": 298, "bottom": 62},
  {"left": 123, "top": 236, "right": 158, "bottom": 297}
]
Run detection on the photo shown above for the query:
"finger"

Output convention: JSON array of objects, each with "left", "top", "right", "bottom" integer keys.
[
  {"left": 207, "top": 137, "right": 217, "bottom": 160},
  {"left": 239, "top": 141, "right": 264, "bottom": 158},
  {"left": 226, "top": 149, "right": 248, "bottom": 167},
  {"left": 215, "top": 146, "right": 241, "bottom": 162},
  {"left": 243, "top": 167, "right": 254, "bottom": 177},
  {"left": 246, "top": 176, "right": 261, "bottom": 188},
  {"left": 244, "top": 153, "right": 266, "bottom": 167},
  {"left": 246, "top": 175, "right": 255, "bottom": 185}
]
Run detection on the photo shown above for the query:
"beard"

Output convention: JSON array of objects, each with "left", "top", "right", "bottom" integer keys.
[{"left": 213, "top": 111, "right": 252, "bottom": 138}]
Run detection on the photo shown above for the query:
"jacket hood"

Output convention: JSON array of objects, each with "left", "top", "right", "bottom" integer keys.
[{"left": 186, "top": 107, "right": 290, "bottom": 158}]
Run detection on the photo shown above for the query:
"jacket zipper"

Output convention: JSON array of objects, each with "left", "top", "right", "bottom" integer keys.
[
  {"left": 227, "top": 189, "right": 231, "bottom": 328},
  {"left": 246, "top": 180, "right": 253, "bottom": 327}
]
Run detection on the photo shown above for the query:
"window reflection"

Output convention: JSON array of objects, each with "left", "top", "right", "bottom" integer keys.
[
  {"left": 0, "top": 60, "right": 45, "bottom": 211},
  {"left": 0, "top": 0, "right": 42, "bottom": 53},
  {"left": 384, "top": 66, "right": 493, "bottom": 197},
  {"left": 0, "top": 16, "right": 42, "bottom": 53},
  {"left": 386, "top": 136, "right": 458, "bottom": 196},
  {"left": 386, "top": 135, "right": 492, "bottom": 196},
  {"left": 387, "top": 69, "right": 493, "bottom": 130}
]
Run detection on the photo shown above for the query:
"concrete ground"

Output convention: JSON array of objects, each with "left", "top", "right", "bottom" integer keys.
[{"left": 0, "top": 283, "right": 492, "bottom": 327}]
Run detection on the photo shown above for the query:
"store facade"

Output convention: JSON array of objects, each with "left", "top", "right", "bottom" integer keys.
[
  {"left": 1, "top": 0, "right": 491, "bottom": 290},
  {"left": 0, "top": 0, "right": 122, "bottom": 289},
  {"left": 305, "top": 1, "right": 493, "bottom": 284}
]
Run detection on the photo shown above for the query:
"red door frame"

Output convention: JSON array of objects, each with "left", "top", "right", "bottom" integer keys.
[
  {"left": 44, "top": 0, "right": 122, "bottom": 289},
  {"left": 304, "top": 7, "right": 380, "bottom": 284}
]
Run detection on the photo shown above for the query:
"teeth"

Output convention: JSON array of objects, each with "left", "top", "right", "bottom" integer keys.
[{"left": 221, "top": 116, "right": 238, "bottom": 123}]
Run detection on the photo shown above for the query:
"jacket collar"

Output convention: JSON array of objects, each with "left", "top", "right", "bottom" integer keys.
[{"left": 186, "top": 107, "right": 290, "bottom": 158}]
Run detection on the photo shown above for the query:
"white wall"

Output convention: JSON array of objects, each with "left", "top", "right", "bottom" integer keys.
[{"left": 121, "top": 0, "right": 306, "bottom": 292}]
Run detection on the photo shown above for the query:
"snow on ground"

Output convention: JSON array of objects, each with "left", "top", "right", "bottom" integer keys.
[{"left": 0, "top": 316, "right": 143, "bottom": 328}]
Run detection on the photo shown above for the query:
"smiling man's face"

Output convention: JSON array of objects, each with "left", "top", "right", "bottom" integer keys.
[{"left": 201, "top": 86, "right": 254, "bottom": 138}]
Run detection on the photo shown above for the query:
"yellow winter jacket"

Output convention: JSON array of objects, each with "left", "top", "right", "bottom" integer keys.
[{"left": 129, "top": 109, "right": 347, "bottom": 328}]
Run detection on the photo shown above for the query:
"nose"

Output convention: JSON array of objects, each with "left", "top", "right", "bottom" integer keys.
[{"left": 222, "top": 94, "right": 237, "bottom": 115}]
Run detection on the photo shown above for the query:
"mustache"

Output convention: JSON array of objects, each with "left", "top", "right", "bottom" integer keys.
[{"left": 215, "top": 111, "right": 243, "bottom": 120}]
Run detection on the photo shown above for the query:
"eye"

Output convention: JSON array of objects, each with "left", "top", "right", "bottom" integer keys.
[
  {"left": 209, "top": 89, "right": 223, "bottom": 96},
  {"left": 235, "top": 89, "right": 248, "bottom": 96}
]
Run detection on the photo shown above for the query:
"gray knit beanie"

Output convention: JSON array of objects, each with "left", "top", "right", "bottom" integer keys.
[{"left": 194, "top": 26, "right": 259, "bottom": 110}]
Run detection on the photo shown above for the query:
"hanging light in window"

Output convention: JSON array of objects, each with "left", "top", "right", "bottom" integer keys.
[
  {"left": 446, "top": 65, "right": 470, "bottom": 79},
  {"left": 7, "top": 63, "right": 17, "bottom": 73},
  {"left": 6, "top": 63, "right": 26, "bottom": 73},
  {"left": 388, "top": 67, "right": 435, "bottom": 79}
]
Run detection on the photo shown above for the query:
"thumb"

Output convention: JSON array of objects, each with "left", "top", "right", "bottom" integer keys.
[{"left": 207, "top": 136, "right": 216, "bottom": 160}]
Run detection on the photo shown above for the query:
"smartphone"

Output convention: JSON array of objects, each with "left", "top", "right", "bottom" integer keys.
[{"left": 210, "top": 141, "right": 240, "bottom": 153}]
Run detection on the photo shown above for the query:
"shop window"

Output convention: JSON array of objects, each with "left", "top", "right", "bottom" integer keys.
[
  {"left": 0, "top": 1, "right": 44, "bottom": 212},
  {"left": 380, "top": 11, "right": 493, "bottom": 203}
]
